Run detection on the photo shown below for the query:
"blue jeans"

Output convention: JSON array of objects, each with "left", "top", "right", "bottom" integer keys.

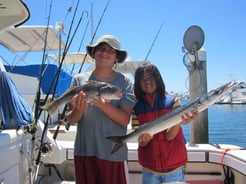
[{"left": 142, "top": 167, "right": 185, "bottom": 184}]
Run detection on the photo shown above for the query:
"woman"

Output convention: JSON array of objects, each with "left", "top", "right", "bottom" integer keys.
[
  {"left": 134, "top": 63, "right": 198, "bottom": 184},
  {"left": 67, "top": 35, "right": 136, "bottom": 184}
]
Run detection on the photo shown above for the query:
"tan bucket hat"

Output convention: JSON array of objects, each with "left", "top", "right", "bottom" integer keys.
[{"left": 86, "top": 35, "right": 127, "bottom": 63}]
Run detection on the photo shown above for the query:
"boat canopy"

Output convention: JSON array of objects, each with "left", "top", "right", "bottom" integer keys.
[
  {"left": 113, "top": 61, "right": 150, "bottom": 75},
  {"left": 0, "top": 70, "right": 33, "bottom": 129},
  {"left": 4, "top": 64, "right": 72, "bottom": 97},
  {"left": 49, "top": 52, "right": 94, "bottom": 64},
  {"left": 85, "top": 60, "right": 150, "bottom": 77},
  {"left": 0, "top": 26, "right": 65, "bottom": 52}
]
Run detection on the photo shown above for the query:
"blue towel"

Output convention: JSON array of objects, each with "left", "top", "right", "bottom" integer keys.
[{"left": 0, "top": 70, "right": 33, "bottom": 129}]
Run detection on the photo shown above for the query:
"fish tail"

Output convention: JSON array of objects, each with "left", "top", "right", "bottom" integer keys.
[
  {"left": 106, "top": 136, "right": 125, "bottom": 154},
  {"left": 40, "top": 101, "right": 58, "bottom": 116}
]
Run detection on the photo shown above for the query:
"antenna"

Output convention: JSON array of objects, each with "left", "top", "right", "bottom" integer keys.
[
  {"left": 183, "top": 25, "right": 204, "bottom": 55},
  {"left": 56, "top": 22, "right": 66, "bottom": 35}
]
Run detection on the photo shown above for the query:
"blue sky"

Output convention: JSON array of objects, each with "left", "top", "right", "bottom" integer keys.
[{"left": 1, "top": 0, "right": 246, "bottom": 93}]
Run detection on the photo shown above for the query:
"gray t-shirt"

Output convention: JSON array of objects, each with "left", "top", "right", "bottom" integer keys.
[{"left": 72, "top": 72, "right": 136, "bottom": 161}]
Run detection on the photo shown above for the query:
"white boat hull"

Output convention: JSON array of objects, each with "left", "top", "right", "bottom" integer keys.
[
  {"left": 0, "top": 130, "right": 32, "bottom": 184},
  {"left": 32, "top": 124, "right": 246, "bottom": 184}
]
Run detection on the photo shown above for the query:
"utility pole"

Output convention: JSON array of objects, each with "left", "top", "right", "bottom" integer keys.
[
  {"left": 189, "top": 48, "right": 208, "bottom": 143},
  {"left": 182, "top": 25, "right": 208, "bottom": 144}
]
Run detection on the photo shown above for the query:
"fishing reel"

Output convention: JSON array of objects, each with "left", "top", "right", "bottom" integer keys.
[
  {"left": 39, "top": 142, "right": 53, "bottom": 157},
  {"left": 17, "top": 123, "right": 36, "bottom": 134}
]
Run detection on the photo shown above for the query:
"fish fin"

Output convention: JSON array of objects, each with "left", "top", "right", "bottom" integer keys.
[
  {"left": 60, "top": 86, "right": 79, "bottom": 98},
  {"left": 40, "top": 101, "right": 58, "bottom": 116},
  {"left": 106, "top": 136, "right": 125, "bottom": 154}
]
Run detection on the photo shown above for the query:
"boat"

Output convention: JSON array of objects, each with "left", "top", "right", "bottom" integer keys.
[
  {"left": 0, "top": 1, "right": 246, "bottom": 184},
  {"left": 216, "top": 82, "right": 246, "bottom": 104}
]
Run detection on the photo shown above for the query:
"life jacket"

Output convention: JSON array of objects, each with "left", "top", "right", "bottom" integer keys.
[{"left": 134, "top": 93, "right": 187, "bottom": 171}]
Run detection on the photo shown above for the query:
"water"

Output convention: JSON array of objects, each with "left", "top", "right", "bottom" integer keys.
[{"left": 181, "top": 102, "right": 246, "bottom": 148}]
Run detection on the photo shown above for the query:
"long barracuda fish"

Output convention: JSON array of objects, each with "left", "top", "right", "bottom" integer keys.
[
  {"left": 40, "top": 80, "right": 123, "bottom": 116},
  {"left": 106, "top": 81, "right": 239, "bottom": 154}
]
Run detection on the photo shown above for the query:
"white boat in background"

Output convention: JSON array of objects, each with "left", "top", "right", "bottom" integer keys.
[
  {"left": 0, "top": 1, "right": 246, "bottom": 184},
  {"left": 216, "top": 81, "right": 246, "bottom": 104}
]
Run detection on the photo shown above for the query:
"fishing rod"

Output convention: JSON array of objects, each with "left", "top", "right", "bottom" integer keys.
[
  {"left": 34, "top": 0, "right": 85, "bottom": 180},
  {"left": 50, "top": 10, "right": 88, "bottom": 139},
  {"left": 52, "top": 0, "right": 110, "bottom": 142},
  {"left": 32, "top": 0, "right": 54, "bottom": 183},
  {"left": 62, "top": 10, "right": 88, "bottom": 61},
  {"left": 35, "top": 2, "right": 89, "bottom": 175},
  {"left": 45, "top": 9, "right": 88, "bottom": 115},
  {"left": 69, "top": 18, "right": 89, "bottom": 75},
  {"left": 37, "top": 0, "right": 80, "bottom": 118},
  {"left": 78, "top": 0, "right": 111, "bottom": 73},
  {"left": 145, "top": 21, "right": 164, "bottom": 61},
  {"left": 35, "top": 0, "right": 108, "bottom": 175},
  {"left": 37, "top": 1, "right": 88, "bottom": 119}
]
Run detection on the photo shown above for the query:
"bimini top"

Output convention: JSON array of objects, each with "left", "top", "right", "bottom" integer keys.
[
  {"left": 49, "top": 52, "right": 94, "bottom": 64},
  {"left": 0, "top": 26, "right": 65, "bottom": 52}
]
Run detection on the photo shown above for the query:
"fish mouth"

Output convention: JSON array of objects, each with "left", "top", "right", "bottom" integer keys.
[{"left": 117, "top": 91, "right": 123, "bottom": 98}]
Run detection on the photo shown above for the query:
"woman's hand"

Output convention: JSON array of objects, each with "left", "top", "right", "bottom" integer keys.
[
  {"left": 180, "top": 111, "right": 199, "bottom": 125},
  {"left": 138, "top": 131, "right": 153, "bottom": 147}
]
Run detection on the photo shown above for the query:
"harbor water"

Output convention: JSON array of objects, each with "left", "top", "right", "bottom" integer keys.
[{"left": 182, "top": 102, "right": 246, "bottom": 148}]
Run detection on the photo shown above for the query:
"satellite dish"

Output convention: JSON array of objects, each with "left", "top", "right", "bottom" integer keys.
[{"left": 183, "top": 25, "right": 205, "bottom": 54}]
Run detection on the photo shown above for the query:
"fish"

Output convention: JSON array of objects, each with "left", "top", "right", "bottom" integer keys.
[
  {"left": 40, "top": 80, "right": 123, "bottom": 116},
  {"left": 106, "top": 81, "right": 239, "bottom": 154}
]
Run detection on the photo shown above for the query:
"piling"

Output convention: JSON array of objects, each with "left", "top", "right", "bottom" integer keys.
[{"left": 189, "top": 48, "right": 208, "bottom": 143}]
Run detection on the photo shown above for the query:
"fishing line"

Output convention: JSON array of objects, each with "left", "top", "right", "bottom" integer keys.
[
  {"left": 78, "top": 0, "right": 111, "bottom": 73},
  {"left": 70, "top": 13, "right": 90, "bottom": 75},
  {"left": 145, "top": 21, "right": 164, "bottom": 61},
  {"left": 63, "top": 6, "right": 73, "bottom": 23},
  {"left": 63, "top": 10, "right": 88, "bottom": 59},
  {"left": 78, "top": 19, "right": 90, "bottom": 52},
  {"left": 62, "top": 0, "right": 80, "bottom": 54}
]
